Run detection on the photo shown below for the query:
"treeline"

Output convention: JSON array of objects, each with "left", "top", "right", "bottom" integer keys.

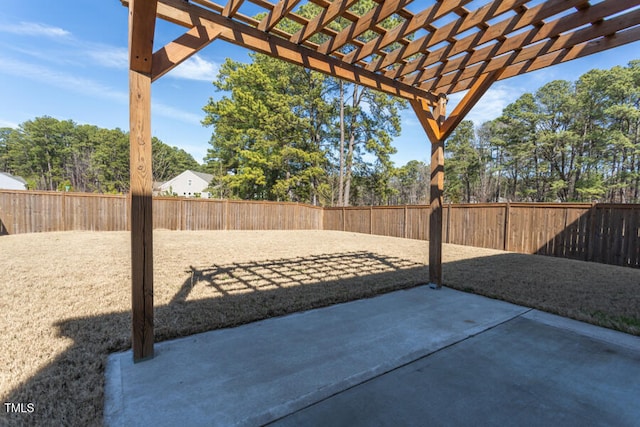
[
  {"left": 446, "top": 61, "right": 640, "bottom": 203},
  {"left": 203, "top": 0, "right": 413, "bottom": 207},
  {"left": 0, "top": 116, "right": 201, "bottom": 193},
  {"left": 202, "top": 52, "right": 411, "bottom": 206},
  {"left": 2, "top": 59, "right": 638, "bottom": 205}
]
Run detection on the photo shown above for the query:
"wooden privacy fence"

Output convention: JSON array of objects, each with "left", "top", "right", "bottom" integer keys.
[
  {"left": 0, "top": 190, "right": 322, "bottom": 234},
  {"left": 1, "top": 190, "right": 638, "bottom": 268},
  {"left": 324, "top": 203, "right": 640, "bottom": 268}
]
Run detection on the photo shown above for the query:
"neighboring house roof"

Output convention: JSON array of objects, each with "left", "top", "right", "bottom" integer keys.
[
  {"left": 191, "top": 171, "right": 214, "bottom": 183},
  {"left": 0, "top": 172, "right": 27, "bottom": 184},
  {"left": 159, "top": 170, "right": 212, "bottom": 187},
  {"left": 0, "top": 172, "right": 27, "bottom": 189}
]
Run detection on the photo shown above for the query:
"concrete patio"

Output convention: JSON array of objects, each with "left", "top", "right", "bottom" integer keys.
[{"left": 105, "top": 286, "right": 640, "bottom": 426}]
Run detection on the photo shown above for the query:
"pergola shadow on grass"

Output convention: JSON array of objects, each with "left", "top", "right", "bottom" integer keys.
[
  {"left": 123, "top": 0, "right": 640, "bottom": 360},
  {"left": 3, "top": 240, "right": 640, "bottom": 425}
]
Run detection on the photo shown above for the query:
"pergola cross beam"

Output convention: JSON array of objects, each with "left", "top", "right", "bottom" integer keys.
[{"left": 152, "top": 25, "right": 223, "bottom": 82}]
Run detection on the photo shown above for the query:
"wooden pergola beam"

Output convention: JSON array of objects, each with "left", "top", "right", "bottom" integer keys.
[
  {"left": 437, "top": 25, "right": 640, "bottom": 94},
  {"left": 385, "top": 0, "right": 586, "bottom": 81},
  {"left": 317, "top": 0, "right": 414, "bottom": 55},
  {"left": 152, "top": 24, "right": 223, "bottom": 82},
  {"left": 441, "top": 68, "right": 504, "bottom": 140},
  {"left": 222, "top": 0, "right": 244, "bottom": 18},
  {"left": 258, "top": 0, "right": 302, "bottom": 32},
  {"left": 290, "top": 0, "right": 360, "bottom": 45},
  {"left": 128, "top": 0, "right": 157, "bottom": 362},
  {"left": 417, "top": 1, "right": 640, "bottom": 92},
  {"left": 344, "top": 0, "right": 477, "bottom": 65},
  {"left": 153, "top": 0, "right": 438, "bottom": 103}
]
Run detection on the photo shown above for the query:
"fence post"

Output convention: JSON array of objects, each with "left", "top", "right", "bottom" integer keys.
[
  {"left": 446, "top": 204, "right": 451, "bottom": 244},
  {"left": 179, "top": 198, "right": 184, "bottom": 231},
  {"left": 369, "top": 206, "right": 373, "bottom": 234},
  {"left": 342, "top": 207, "right": 345, "bottom": 232},
  {"left": 225, "top": 199, "right": 229, "bottom": 230},
  {"left": 61, "top": 192, "right": 66, "bottom": 231},
  {"left": 586, "top": 202, "right": 597, "bottom": 262},
  {"left": 404, "top": 205, "right": 408, "bottom": 238},
  {"left": 503, "top": 202, "right": 511, "bottom": 251}
]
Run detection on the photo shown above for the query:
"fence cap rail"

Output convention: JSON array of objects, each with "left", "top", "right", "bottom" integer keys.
[{"left": 0, "top": 189, "right": 128, "bottom": 199}]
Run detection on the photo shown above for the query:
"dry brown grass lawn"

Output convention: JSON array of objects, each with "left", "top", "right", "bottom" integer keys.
[{"left": 1, "top": 230, "right": 639, "bottom": 426}]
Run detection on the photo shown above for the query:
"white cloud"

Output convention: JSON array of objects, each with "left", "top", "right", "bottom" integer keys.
[
  {"left": 0, "top": 55, "right": 206, "bottom": 128},
  {"left": 447, "top": 83, "right": 521, "bottom": 125},
  {"left": 1, "top": 20, "right": 129, "bottom": 70},
  {"left": 0, "top": 119, "right": 19, "bottom": 128},
  {"left": 168, "top": 55, "right": 219, "bottom": 81},
  {"left": 0, "top": 56, "right": 128, "bottom": 103},
  {"left": 87, "top": 46, "right": 128, "bottom": 69},
  {"left": 401, "top": 112, "right": 419, "bottom": 127},
  {"left": 0, "top": 21, "right": 71, "bottom": 38},
  {"left": 152, "top": 103, "right": 203, "bottom": 125}
]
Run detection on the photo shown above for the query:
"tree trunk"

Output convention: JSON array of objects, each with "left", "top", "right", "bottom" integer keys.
[
  {"left": 344, "top": 133, "right": 355, "bottom": 206},
  {"left": 343, "top": 84, "right": 362, "bottom": 207}
]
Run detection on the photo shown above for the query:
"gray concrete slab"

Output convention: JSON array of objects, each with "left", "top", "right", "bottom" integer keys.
[
  {"left": 271, "top": 311, "right": 640, "bottom": 427},
  {"left": 104, "top": 287, "right": 528, "bottom": 426},
  {"left": 104, "top": 287, "right": 640, "bottom": 427}
]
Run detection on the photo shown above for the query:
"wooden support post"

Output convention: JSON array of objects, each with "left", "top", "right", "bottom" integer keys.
[
  {"left": 129, "top": 0, "right": 157, "bottom": 362},
  {"left": 410, "top": 95, "right": 446, "bottom": 288},
  {"left": 428, "top": 97, "right": 446, "bottom": 288},
  {"left": 410, "top": 70, "right": 504, "bottom": 289},
  {"left": 130, "top": 69, "right": 154, "bottom": 362}
]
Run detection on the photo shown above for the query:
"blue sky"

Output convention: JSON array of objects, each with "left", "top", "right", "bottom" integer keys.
[{"left": 1, "top": 2, "right": 639, "bottom": 167}]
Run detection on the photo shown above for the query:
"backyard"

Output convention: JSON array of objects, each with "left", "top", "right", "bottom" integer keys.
[{"left": 1, "top": 229, "right": 639, "bottom": 426}]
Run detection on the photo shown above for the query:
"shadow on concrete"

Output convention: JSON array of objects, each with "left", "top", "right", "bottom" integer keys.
[{"left": 1, "top": 251, "right": 427, "bottom": 426}]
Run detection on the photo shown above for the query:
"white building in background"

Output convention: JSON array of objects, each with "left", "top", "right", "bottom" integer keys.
[
  {"left": 0, "top": 172, "right": 27, "bottom": 190},
  {"left": 158, "top": 170, "right": 213, "bottom": 198}
]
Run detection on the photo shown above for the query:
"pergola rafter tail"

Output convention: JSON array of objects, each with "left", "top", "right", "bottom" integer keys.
[{"left": 125, "top": 0, "right": 640, "bottom": 361}]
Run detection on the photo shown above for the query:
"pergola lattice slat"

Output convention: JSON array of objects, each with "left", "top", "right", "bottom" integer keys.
[
  {"left": 125, "top": 0, "right": 640, "bottom": 361},
  {"left": 258, "top": 0, "right": 303, "bottom": 32},
  {"left": 425, "top": 6, "right": 640, "bottom": 93},
  {"left": 315, "top": 0, "right": 415, "bottom": 54},
  {"left": 385, "top": 0, "right": 590, "bottom": 81},
  {"left": 343, "top": 0, "right": 479, "bottom": 65},
  {"left": 291, "top": 0, "right": 361, "bottom": 44}
]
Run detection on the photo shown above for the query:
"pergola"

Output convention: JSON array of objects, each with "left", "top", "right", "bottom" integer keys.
[{"left": 124, "top": 0, "right": 640, "bottom": 361}]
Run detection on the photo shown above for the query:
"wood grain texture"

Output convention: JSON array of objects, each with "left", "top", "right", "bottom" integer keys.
[{"left": 129, "top": 69, "right": 154, "bottom": 361}]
